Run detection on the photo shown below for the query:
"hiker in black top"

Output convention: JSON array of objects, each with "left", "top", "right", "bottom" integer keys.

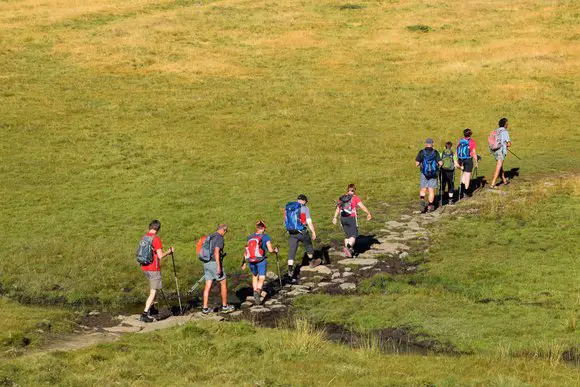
[
  {"left": 415, "top": 138, "right": 442, "bottom": 212},
  {"left": 440, "top": 141, "right": 456, "bottom": 204}
]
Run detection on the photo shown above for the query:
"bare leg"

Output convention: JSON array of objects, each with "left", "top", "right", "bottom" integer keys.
[
  {"left": 219, "top": 280, "right": 228, "bottom": 306},
  {"left": 257, "top": 276, "right": 265, "bottom": 292},
  {"left": 252, "top": 275, "right": 258, "bottom": 291},
  {"left": 463, "top": 172, "right": 472, "bottom": 190},
  {"left": 491, "top": 160, "right": 503, "bottom": 186},
  {"left": 345, "top": 236, "right": 355, "bottom": 248},
  {"left": 145, "top": 289, "right": 157, "bottom": 312},
  {"left": 428, "top": 188, "right": 435, "bottom": 204},
  {"left": 203, "top": 280, "right": 213, "bottom": 308}
]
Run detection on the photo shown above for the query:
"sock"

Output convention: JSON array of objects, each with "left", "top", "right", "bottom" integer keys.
[{"left": 288, "top": 265, "right": 293, "bottom": 274}]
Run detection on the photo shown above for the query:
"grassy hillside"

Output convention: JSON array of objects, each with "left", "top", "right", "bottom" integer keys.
[{"left": 1, "top": 0, "right": 579, "bottom": 305}]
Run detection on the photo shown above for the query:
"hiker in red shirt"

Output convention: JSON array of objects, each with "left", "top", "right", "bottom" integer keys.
[
  {"left": 332, "top": 184, "right": 372, "bottom": 257},
  {"left": 138, "top": 220, "right": 174, "bottom": 323}
]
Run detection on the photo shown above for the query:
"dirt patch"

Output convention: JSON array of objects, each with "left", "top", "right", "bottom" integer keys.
[{"left": 78, "top": 312, "right": 118, "bottom": 329}]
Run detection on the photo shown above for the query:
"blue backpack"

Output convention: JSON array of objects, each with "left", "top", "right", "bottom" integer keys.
[
  {"left": 420, "top": 150, "right": 438, "bottom": 179},
  {"left": 457, "top": 139, "right": 471, "bottom": 160},
  {"left": 284, "top": 202, "right": 305, "bottom": 232}
]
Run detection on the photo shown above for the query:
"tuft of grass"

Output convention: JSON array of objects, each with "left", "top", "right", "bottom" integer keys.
[
  {"left": 406, "top": 24, "right": 433, "bottom": 33},
  {"left": 338, "top": 4, "right": 366, "bottom": 10}
]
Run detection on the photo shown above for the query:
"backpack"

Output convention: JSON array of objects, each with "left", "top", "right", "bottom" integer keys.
[
  {"left": 420, "top": 149, "right": 438, "bottom": 179},
  {"left": 457, "top": 139, "right": 471, "bottom": 160},
  {"left": 196, "top": 234, "right": 213, "bottom": 263},
  {"left": 339, "top": 194, "right": 354, "bottom": 217},
  {"left": 244, "top": 234, "right": 265, "bottom": 263},
  {"left": 488, "top": 128, "right": 502, "bottom": 151},
  {"left": 441, "top": 149, "right": 454, "bottom": 170},
  {"left": 284, "top": 202, "right": 305, "bottom": 232},
  {"left": 136, "top": 235, "right": 155, "bottom": 266}
]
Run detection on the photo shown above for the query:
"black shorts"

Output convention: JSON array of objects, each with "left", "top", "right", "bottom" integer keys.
[
  {"left": 340, "top": 216, "right": 358, "bottom": 238},
  {"left": 458, "top": 158, "right": 474, "bottom": 173}
]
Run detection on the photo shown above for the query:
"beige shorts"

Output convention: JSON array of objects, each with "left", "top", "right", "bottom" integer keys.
[{"left": 143, "top": 270, "right": 162, "bottom": 290}]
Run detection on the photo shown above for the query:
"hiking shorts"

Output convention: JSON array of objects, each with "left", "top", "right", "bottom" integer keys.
[
  {"left": 458, "top": 158, "right": 474, "bottom": 173},
  {"left": 420, "top": 173, "right": 438, "bottom": 189},
  {"left": 203, "top": 261, "right": 226, "bottom": 282},
  {"left": 340, "top": 216, "right": 358, "bottom": 238},
  {"left": 492, "top": 149, "right": 505, "bottom": 161},
  {"left": 288, "top": 232, "right": 314, "bottom": 262},
  {"left": 143, "top": 270, "right": 162, "bottom": 290},
  {"left": 249, "top": 259, "right": 267, "bottom": 277}
]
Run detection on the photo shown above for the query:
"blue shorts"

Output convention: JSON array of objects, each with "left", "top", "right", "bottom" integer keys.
[{"left": 249, "top": 259, "right": 267, "bottom": 277}]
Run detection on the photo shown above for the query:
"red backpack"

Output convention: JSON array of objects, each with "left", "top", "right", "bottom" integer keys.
[{"left": 244, "top": 234, "right": 265, "bottom": 263}]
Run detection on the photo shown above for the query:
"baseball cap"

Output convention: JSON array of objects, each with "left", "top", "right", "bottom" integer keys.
[
  {"left": 297, "top": 194, "right": 308, "bottom": 202},
  {"left": 425, "top": 138, "right": 434, "bottom": 144}
]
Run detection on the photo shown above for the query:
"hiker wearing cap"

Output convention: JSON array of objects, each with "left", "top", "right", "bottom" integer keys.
[
  {"left": 440, "top": 141, "right": 457, "bottom": 204},
  {"left": 241, "top": 221, "right": 278, "bottom": 305},
  {"left": 332, "top": 184, "right": 372, "bottom": 257},
  {"left": 489, "top": 117, "right": 512, "bottom": 189},
  {"left": 201, "top": 224, "right": 235, "bottom": 314},
  {"left": 415, "top": 138, "right": 443, "bottom": 212},
  {"left": 284, "top": 194, "right": 317, "bottom": 278},
  {"left": 135, "top": 220, "right": 174, "bottom": 323},
  {"left": 456, "top": 128, "right": 478, "bottom": 198}
]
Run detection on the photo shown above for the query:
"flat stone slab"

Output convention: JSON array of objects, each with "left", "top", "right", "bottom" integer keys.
[
  {"left": 338, "top": 258, "right": 378, "bottom": 266},
  {"left": 342, "top": 272, "right": 354, "bottom": 278},
  {"left": 250, "top": 307, "right": 270, "bottom": 313},
  {"left": 229, "top": 311, "right": 243, "bottom": 317},
  {"left": 241, "top": 301, "right": 253, "bottom": 308},
  {"left": 119, "top": 315, "right": 147, "bottom": 328},
  {"left": 264, "top": 300, "right": 279, "bottom": 306},
  {"left": 140, "top": 315, "right": 197, "bottom": 333},
  {"left": 332, "top": 272, "right": 341, "bottom": 279},
  {"left": 301, "top": 282, "right": 315, "bottom": 289},
  {"left": 287, "top": 289, "right": 310, "bottom": 297},
  {"left": 373, "top": 242, "right": 410, "bottom": 254},
  {"left": 385, "top": 220, "right": 406, "bottom": 228},
  {"left": 270, "top": 304, "right": 287, "bottom": 311},
  {"left": 332, "top": 278, "right": 346, "bottom": 283},
  {"left": 339, "top": 283, "right": 356, "bottom": 290},
  {"left": 300, "top": 265, "right": 332, "bottom": 275},
  {"left": 317, "top": 282, "right": 333, "bottom": 288},
  {"left": 104, "top": 326, "right": 142, "bottom": 334}
]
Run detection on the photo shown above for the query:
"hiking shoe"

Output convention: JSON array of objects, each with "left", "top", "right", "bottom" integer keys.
[
  {"left": 201, "top": 307, "right": 212, "bottom": 315},
  {"left": 221, "top": 305, "right": 235, "bottom": 314},
  {"left": 427, "top": 205, "right": 435, "bottom": 213},
  {"left": 139, "top": 312, "right": 154, "bottom": 323},
  {"left": 310, "top": 258, "right": 322, "bottom": 267},
  {"left": 343, "top": 246, "right": 352, "bottom": 258},
  {"left": 253, "top": 291, "right": 261, "bottom": 305}
]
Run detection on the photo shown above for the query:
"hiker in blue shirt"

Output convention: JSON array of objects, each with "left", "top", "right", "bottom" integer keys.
[
  {"left": 415, "top": 138, "right": 443, "bottom": 212},
  {"left": 489, "top": 117, "right": 512, "bottom": 189}
]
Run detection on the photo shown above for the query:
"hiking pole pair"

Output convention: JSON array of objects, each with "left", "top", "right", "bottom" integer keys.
[
  {"left": 508, "top": 149, "right": 521, "bottom": 160},
  {"left": 170, "top": 252, "right": 183, "bottom": 314}
]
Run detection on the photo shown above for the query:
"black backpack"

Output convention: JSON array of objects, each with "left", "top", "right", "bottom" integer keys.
[
  {"left": 136, "top": 235, "right": 154, "bottom": 266},
  {"left": 339, "top": 194, "right": 353, "bottom": 217}
]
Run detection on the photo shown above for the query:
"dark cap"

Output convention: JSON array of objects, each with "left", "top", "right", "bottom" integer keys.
[
  {"left": 425, "top": 138, "right": 434, "bottom": 145},
  {"left": 297, "top": 194, "right": 308, "bottom": 202}
]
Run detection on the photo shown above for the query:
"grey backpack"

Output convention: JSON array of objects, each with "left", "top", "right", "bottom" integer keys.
[{"left": 136, "top": 235, "right": 154, "bottom": 266}]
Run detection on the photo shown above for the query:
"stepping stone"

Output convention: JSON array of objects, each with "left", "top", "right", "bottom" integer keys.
[
  {"left": 359, "top": 266, "right": 373, "bottom": 271},
  {"left": 228, "top": 311, "right": 243, "bottom": 317},
  {"left": 104, "top": 326, "right": 142, "bottom": 334},
  {"left": 338, "top": 258, "right": 378, "bottom": 266},
  {"left": 344, "top": 267, "right": 351, "bottom": 272},
  {"left": 302, "top": 282, "right": 315, "bottom": 289},
  {"left": 290, "top": 285, "right": 311, "bottom": 291},
  {"left": 241, "top": 301, "right": 253, "bottom": 308},
  {"left": 332, "top": 278, "right": 346, "bottom": 284},
  {"left": 264, "top": 300, "right": 279, "bottom": 306},
  {"left": 119, "top": 315, "right": 147, "bottom": 328},
  {"left": 339, "top": 283, "right": 356, "bottom": 291},
  {"left": 332, "top": 272, "right": 341, "bottom": 279},
  {"left": 287, "top": 289, "right": 309, "bottom": 297},
  {"left": 141, "top": 315, "right": 201, "bottom": 333},
  {"left": 342, "top": 272, "right": 354, "bottom": 278},
  {"left": 399, "top": 252, "right": 409, "bottom": 259},
  {"left": 317, "top": 282, "right": 333, "bottom": 288},
  {"left": 266, "top": 271, "right": 279, "bottom": 281},
  {"left": 270, "top": 304, "right": 287, "bottom": 311},
  {"left": 385, "top": 220, "right": 406, "bottom": 228},
  {"left": 300, "top": 265, "right": 332, "bottom": 275},
  {"left": 407, "top": 220, "right": 421, "bottom": 230},
  {"left": 250, "top": 307, "right": 270, "bottom": 314},
  {"left": 400, "top": 215, "right": 412, "bottom": 220},
  {"left": 374, "top": 242, "right": 410, "bottom": 254}
]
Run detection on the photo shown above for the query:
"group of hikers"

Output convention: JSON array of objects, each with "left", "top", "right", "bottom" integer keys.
[
  {"left": 135, "top": 117, "right": 514, "bottom": 322},
  {"left": 415, "top": 117, "right": 513, "bottom": 212}
]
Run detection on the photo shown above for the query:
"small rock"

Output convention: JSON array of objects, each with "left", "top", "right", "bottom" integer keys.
[
  {"left": 317, "top": 282, "right": 333, "bottom": 288},
  {"left": 339, "top": 283, "right": 356, "bottom": 290},
  {"left": 332, "top": 278, "right": 346, "bottom": 284},
  {"left": 399, "top": 252, "right": 409, "bottom": 259},
  {"left": 406, "top": 266, "right": 417, "bottom": 271},
  {"left": 287, "top": 289, "right": 309, "bottom": 297},
  {"left": 332, "top": 272, "right": 341, "bottom": 279},
  {"left": 359, "top": 266, "right": 373, "bottom": 271},
  {"left": 342, "top": 272, "right": 354, "bottom": 278},
  {"left": 300, "top": 265, "right": 332, "bottom": 275},
  {"left": 344, "top": 267, "right": 351, "bottom": 272},
  {"left": 266, "top": 271, "right": 279, "bottom": 281},
  {"left": 241, "top": 301, "right": 253, "bottom": 308},
  {"left": 385, "top": 220, "right": 406, "bottom": 228},
  {"left": 270, "top": 304, "right": 287, "bottom": 311},
  {"left": 229, "top": 310, "right": 244, "bottom": 317},
  {"left": 302, "top": 282, "right": 315, "bottom": 289},
  {"left": 88, "top": 311, "right": 100, "bottom": 316},
  {"left": 264, "top": 300, "right": 279, "bottom": 306},
  {"left": 104, "top": 326, "right": 142, "bottom": 334}
]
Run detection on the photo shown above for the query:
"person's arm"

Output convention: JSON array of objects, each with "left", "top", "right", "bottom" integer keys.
[
  {"left": 332, "top": 206, "right": 340, "bottom": 224},
  {"left": 357, "top": 202, "right": 372, "bottom": 221},
  {"left": 266, "top": 240, "right": 278, "bottom": 254},
  {"left": 306, "top": 218, "right": 316, "bottom": 240},
  {"left": 473, "top": 148, "right": 478, "bottom": 168},
  {"left": 453, "top": 152, "right": 460, "bottom": 169},
  {"left": 436, "top": 151, "right": 443, "bottom": 167},
  {"left": 156, "top": 246, "right": 174, "bottom": 260},
  {"left": 214, "top": 247, "right": 222, "bottom": 274}
]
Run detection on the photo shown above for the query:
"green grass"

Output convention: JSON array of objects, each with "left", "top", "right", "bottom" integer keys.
[
  {"left": 1, "top": 0, "right": 579, "bottom": 306},
  {"left": 295, "top": 177, "right": 580, "bottom": 358},
  {"left": 0, "top": 320, "right": 578, "bottom": 386}
]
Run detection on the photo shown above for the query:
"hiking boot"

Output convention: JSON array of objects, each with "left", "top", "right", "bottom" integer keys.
[
  {"left": 201, "top": 307, "right": 212, "bottom": 315},
  {"left": 343, "top": 246, "right": 352, "bottom": 258},
  {"left": 221, "top": 305, "right": 235, "bottom": 314},
  {"left": 427, "top": 204, "right": 435, "bottom": 213},
  {"left": 310, "top": 258, "right": 322, "bottom": 268},
  {"left": 139, "top": 312, "right": 154, "bottom": 323},
  {"left": 148, "top": 305, "right": 158, "bottom": 316},
  {"left": 253, "top": 291, "right": 261, "bottom": 305}
]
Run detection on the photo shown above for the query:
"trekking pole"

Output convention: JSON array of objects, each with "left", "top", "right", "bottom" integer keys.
[
  {"left": 508, "top": 149, "right": 521, "bottom": 160},
  {"left": 187, "top": 275, "right": 206, "bottom": 295},
  {"left": 159, "top": 289, "right": 172, "bottom": 311},
  {"left": 274, "top": 252, "right": 283, "bottom": 287},
  {"left": 439, "top": 169, "right": 443, "bottom": 208},
  {"left": 170, "top": 252, "right": 183, "bottom": 314}
]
